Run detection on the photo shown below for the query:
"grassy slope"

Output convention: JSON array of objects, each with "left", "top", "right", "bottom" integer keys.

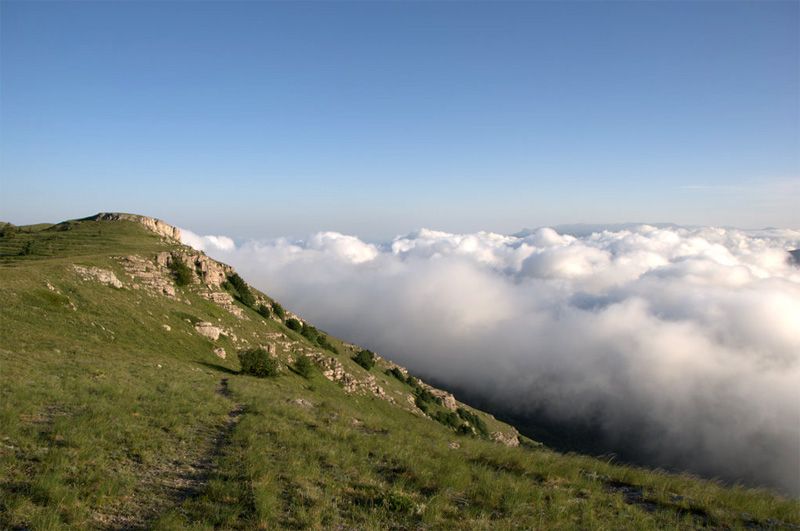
[{"left": 0, "top": 219, "right": 797, "bottom": 530}]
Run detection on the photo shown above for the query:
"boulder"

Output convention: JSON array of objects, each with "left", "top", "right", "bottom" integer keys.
[
  {"left": 213, "top": 347, "right": 226, "bottom": 359},
  {"left": 195, "top": 322, "right": 221, "bottom": 340}
]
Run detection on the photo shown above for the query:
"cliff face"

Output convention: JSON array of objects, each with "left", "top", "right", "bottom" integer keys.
[{"left": 87, "top": 212, "right": 182, "bottom": 241}]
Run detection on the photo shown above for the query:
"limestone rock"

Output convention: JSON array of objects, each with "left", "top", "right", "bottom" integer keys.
[
  {"left": 192, "top": 254, "right": 231, "bottom": 287},
  {"left": 88, "top": 213, "right": 181, "bottom": 240},
  {"left": 200, "top": 290, "right": 244, "bottom": 318},
  {"left": 162, "top": 324, "right": 171, "bottom": 331},
  {"left": 490, "top": 430, "right": 521, "bottom": 448},
  {"left": 117, "top": 255, "right": 176, "bottom": 298},
  {"left": 73, "top": 265, "right": 123, "bottom": 288},
  {"left": 418, "top": 383, "right": 458, "bottom": 411},
  {"left": 289, "top": 398, "right": 313, "bottom": 408},
  {"left": 195, "top": 322, "right": 221, "bottom": 340},
  {"left": 213, "top": 347, "right": 226, "bottom": 359}
]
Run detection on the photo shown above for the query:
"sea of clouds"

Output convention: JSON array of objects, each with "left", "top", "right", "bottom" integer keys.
[{"left": 182, "top": 224, "right": 800, "bottom": 495}]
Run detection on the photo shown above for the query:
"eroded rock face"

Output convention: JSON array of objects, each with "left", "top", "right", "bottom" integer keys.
[
  {"left": 156, "top": 252, "right": 233, "bottom": 288},
  {"left": 73, "top": 265, "right": 123, "bottom": 288},
  {"left": 195, "top": 322, "right": 221, "bottom": 340},
  {"left": 89, "top": 213, "right": 181, "bottom": 241},
  {"left": 430, "top": 389, "right": 458, "bottom": 411},
  {"left": 118, "top": 255, "right": 175, "bottom": 297},
  {"left": 308, "top": 354, "right": 388, "bottom": 399},
  {"left": 192, "top": 254, "right": 230, "bottom": 287},
  {"left": 199, "top": 290, "right": 244, "bottom": 318},
  {"left": 490, "top": 430, "right": 521, "bottom": 448}
]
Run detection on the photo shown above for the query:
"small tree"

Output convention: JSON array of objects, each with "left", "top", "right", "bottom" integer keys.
[
  {"left": 18, "top": 240, "right": 34, "bottom": 256},
  {"left": 257, "top": 303, "right": 271, "bottom": 318},
  {"left": 238, "top": 347, "right": 280, "bottom": 377},
  {"left": 353, "top": 349, "right": 375, "bottom": 371},
  {"left": 272, "top": 302, "right": 285, "bottom": 320},
  {"left": 387, "top": 367, "right": 405, "bottom": 381},
  {"left": 300, "top": 323, "right": 319, "bottom": 342},
  {"left": 316, "top": 334, "right": 337, "bottom": 353},
  {"left": 433, "top": 410, "right": 461, "bottom": 430},
  {"left": 169, "top": 258, "right": 194, "bottom": 286},
  {"left": 456, "top": 407, "right": 489, "bottom": 437},
  {"left": 285, "top": 318, "right": 302, "bottom": 332},
  {"left": 294, "top": 354, "right": 315, "bottom": 379},
  {"left": 226, "top": 273, "right": 256, "bottom": 307}
]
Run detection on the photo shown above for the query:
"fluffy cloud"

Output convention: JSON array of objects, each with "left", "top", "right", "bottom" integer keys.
[
  {"left": 180, "top": 229, "right": 235, "bottom": 253},
  {"left": 182, "top": 224, "right": 800, "bottom": 494}
]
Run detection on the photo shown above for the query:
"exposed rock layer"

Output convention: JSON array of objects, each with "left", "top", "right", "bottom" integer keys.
[{"left": 87, "top": 213, "right": 182, "bottom": 241}]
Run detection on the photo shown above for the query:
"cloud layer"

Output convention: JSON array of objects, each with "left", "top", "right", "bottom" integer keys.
[{"left": 182, "top": 224, "right": 800, "bottom": 494}]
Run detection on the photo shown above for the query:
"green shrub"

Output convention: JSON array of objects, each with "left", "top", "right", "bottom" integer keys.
[
  {"left": 457, "top": 407, "right": 489, "bottom": 437},
  {"left": 457, "top": 423, "right": 474, "bottom": 436},
  {"left": 433, "top": 410, "right": 461, "bottom": 430},
  {"left": 294, "top": 354, "right": 315, "bottom": 379},
  {"left": 18, "top": 241, "right": 35, "bottom": 256},
  {"left": 297, "top": 324, "right": 337, "bottom": 353},
  {"left": 406, "top": 376, "right": 442, "bottom": 407},
  {"left": 169, "top": 258, "right": 194, "bottom": 286},
  {"left": 353, "top": 349, "right": 375, "bottom": 371},
  {"left": 387, "top": 367, "right": 406, "bottom": 381},
  {"left": 300, "top": 323, "right": 319, "bottom": 342},
  {"left": 415, "top": 396, "right": 432, "bottom": 414},
  {"left": 238, "top": 348, "right": 280, "bottom": 377},
  {"left": 272, "top": 302, "right": 285, "bottom": 320},
  {"left": 316, "top": 334, "right": 337, "bottom": 353},
  {"left": 285, "top": 318, "right": 302, "bottom": 332},
  {"left": 257, "top": 303, "right": 271, "bottom": 318},
  {"left": 226, "top": 273, "right": 256, "bottom": 307},
  {"left": 0, "top": 224, "right": 17, "bottom": 238}
]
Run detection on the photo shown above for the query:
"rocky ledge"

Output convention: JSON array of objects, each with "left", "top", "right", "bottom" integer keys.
[{"left": 86, "top": 212, "right": 182, "bottom": 241}]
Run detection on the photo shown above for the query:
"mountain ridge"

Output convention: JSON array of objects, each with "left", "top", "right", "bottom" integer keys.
[{"left": 1, "top": 213, "right": 798, "bottom": 529}]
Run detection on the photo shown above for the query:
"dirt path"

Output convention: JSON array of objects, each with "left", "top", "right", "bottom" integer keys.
[{"left": 94, "top": 378, "right": 245, "bottom": 530}]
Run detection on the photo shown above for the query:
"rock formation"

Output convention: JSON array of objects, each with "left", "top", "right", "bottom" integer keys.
[
  {"left": 117, "top": 255, "right": 176, "bottom": 297},
  {"left": 87, "top": 213, "right": 181, "bottom": 240},
  {"left": 73, "top": 265, "right": 124, "bottom": 289},
  {"left": 490, "top": 430, "right": 521, "bottom": 448},
  {"left": 195, "top": 322, "right": 221, "bottom": 340}
]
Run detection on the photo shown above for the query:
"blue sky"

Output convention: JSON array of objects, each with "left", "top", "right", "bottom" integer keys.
[{"left": 1, "top": 1, "right": 797, "bottom": 238}]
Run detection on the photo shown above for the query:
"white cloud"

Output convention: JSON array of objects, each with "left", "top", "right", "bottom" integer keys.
[
  {"left": 180, "top": 229, "right": 235, "bottom": 253},
  {"left": 186, "top": 224, "right": 800, "bottom": 494}
]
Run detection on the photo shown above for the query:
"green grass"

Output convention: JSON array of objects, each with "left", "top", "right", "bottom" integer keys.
[{"left": 1, "top": 218, "right": 798, "bottom": 529}]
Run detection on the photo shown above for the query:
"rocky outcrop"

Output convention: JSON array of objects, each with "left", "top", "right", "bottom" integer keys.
[
  {"left": 73, "top": 265, "right": 124, "bottom": 288},
  {"left": 117, "top": 255, "right": 176, "bottom": 297},
  {"left": 156, "top": 251, "right": 232, "bottom": 287},
  {"left": 428, "top": 388, "right": 457, "bottom": 411},
  {"left": 213, "top": 347, "right": 227, "bottom": 359},
  {"left": 88, "top": 213, "right": 181, "bottom": 240},
  {"left": 490, "top": 429, "right": 521, "bottom": 448},
  {"left": 309, "top": 354, "right": 388, "bottom": 399},
  {"left": 199, "top": 290, "right": 245, "bottom": 318},
  {"left": 195, "top": 322, "right": 221, "bottom": 340}
]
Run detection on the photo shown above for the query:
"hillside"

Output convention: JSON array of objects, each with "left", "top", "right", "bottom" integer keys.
[{"left": 0, "top": 214, "right": 798, "bottom": 530}]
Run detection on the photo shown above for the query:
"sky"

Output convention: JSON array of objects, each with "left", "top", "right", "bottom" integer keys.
[{"left": 1, "top": 1, "right": 798, "bottom": 239}]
